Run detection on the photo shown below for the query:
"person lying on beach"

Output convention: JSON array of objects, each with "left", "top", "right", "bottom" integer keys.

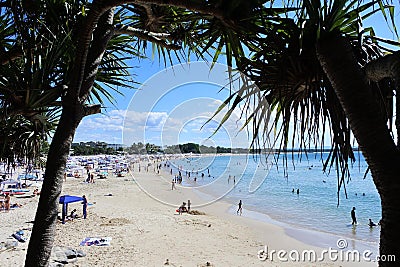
[{"left": 11, "top": 203, "right": 23, "bottom": 208}]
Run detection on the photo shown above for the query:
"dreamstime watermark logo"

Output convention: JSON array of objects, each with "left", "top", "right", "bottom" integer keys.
[
  {"left": 257, "top": 238, "right": 396, "bottom": 263},
  {"left": 122, "top": 62, "right": 275, "bottom": 207}
]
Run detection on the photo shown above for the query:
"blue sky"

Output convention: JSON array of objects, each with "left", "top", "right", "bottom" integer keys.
[
  {"left": 74, "top": 5, "right": 400, "bottom": 148},
  {"left": 75, "top": 60, "right": 253, "bottom": 148}
]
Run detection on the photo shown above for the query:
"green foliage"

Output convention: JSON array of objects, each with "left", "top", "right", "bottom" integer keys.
[
  {"left": 179, "top": 143, "right": 200, "bottom": 154},
  {"left": 127, "top": 142, "right": 146, "bottom": 154},
  {"left": 0, "top": 115, "right": 54, "bottom": 163},
  {"left": 72, "top": 144, "right": 117, "bottom": 156},
  {"left": 216, "top": 146, "right": 231, "bottom": 153},
  {"left": 164, "top": 143, "right": 236, "bottom": 154},
  {"left": 0, "top": 0, "right": 143, "bottom": 164},
  {"left": 209, "top": 0, "right": 400, "bottom": 198},
  {"left": 145, "top": 143, "right": 162, "bottom": 154},
  {"left": 39, "top": 140, "right": 50, "bottom": 156}
]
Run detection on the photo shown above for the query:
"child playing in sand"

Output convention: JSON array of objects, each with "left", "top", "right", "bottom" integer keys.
[
  {"left": 178, "top": 202, "right": 187, "bottom": 214},
  {"left": 69, "top": 209, "right": 78, "bottom": 220}
]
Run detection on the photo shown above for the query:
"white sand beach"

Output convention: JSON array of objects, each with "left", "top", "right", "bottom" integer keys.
[{"left": 0, "top": 164, "right": 377, "bottom": 267}]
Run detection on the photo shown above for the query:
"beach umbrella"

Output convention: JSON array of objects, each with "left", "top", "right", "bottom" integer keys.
[{"left": 59, "top": 195, "right": 84, "bottom": 224}]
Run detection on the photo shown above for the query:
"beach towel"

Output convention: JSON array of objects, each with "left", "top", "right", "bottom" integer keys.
[
  {"left": 12, "top": 232, "right": 27, "bottom": 243},
  {"left": 80, "top": 237, "right": 111, "bottom": 246}
]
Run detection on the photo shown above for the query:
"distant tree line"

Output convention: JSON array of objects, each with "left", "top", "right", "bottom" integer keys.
[
  {"left": 129, "top": 142, "right": 246, "bottom": 154},
  {"left": 72, "top": 145, "right": 122, "bottom": 155},
  {"left": 127, "top": 142, "right": 162, "bottom": 154},
  {"left": 164, "top": 143, "right": 259, "bottom": 154},
  {"left": 73, "top": 141, "right": 343, "bottom": 156},
  {"left": 179, "top": 143, "right": 200, "bottom": 153}
]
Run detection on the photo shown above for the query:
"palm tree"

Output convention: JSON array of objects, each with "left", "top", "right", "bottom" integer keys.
[
  {"left": 7, "top": 0, "right": 399, "bottom": 265},
  {"left": 214, "top": 0, "right": 400, "bottom": 265},
  {"left": 316, "top": 32, "right": 400, "bottom": 267},
  {"left": 0, "top": 2, "right": 60, "bottom": 165},
  {"left": 0, "top": 1, "right": 139, "bottom": 265},
  {"left": 0, "top": 1, "right": 267, "bottom": 266}
]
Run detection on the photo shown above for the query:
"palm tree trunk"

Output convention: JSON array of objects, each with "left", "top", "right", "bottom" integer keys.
[
  {"left": 317, "top": 33, "right": 400, "bottom": 266},
  {"left": 24, "top": 6, "right": 113, "bottom": 265},
  {"left": 24, "top": 104, "right": 84, "bottom": 267}
]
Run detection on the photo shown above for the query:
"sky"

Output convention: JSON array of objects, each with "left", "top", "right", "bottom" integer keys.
[
  {"left": 75, "top": 60, "right": 255, "bottom": 148},
  {"left": 73, "top": 4, "right": 400, "bottom": 148}
]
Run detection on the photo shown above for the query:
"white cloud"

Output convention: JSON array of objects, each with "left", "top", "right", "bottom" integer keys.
[
  {"left": 75, "top": 103, "right": 252, "bottom": 148},
  {"left": 78, "top": 110, "right": 125, "bottom": 132}
]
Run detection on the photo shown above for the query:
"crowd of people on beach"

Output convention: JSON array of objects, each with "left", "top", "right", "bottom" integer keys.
[
  {"left": 1, "top": 153, "right": 382, "bottom": 251},
  {"left": 1, "top": 173, "right": 41, "bottom": 212}
]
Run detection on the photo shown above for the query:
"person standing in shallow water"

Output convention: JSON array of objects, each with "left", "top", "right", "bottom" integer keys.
[{"left": 351, "top": 207, "right": 357, "bottom": 225}]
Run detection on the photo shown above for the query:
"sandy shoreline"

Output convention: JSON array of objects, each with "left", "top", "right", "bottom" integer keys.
[{"left": 0, "top": 167, "right": 377, "bottom": 266}]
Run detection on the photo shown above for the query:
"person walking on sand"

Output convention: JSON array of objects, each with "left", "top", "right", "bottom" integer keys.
[
  {"left": 82, "top": 195, "right": 88, "bottom": 219},
  {"left": 237, "top": 200, "right": 242, "bottom": 215},
  {"left": 351, "top": 207, "right": 357, "bottom": 225},
  {"left": 172, "top": 179, "right": 176, "bottom": 190}
]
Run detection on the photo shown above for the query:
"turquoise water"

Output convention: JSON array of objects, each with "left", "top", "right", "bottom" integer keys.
[{"left": 168, "top": 153, "right": 381, "bottom": 244}]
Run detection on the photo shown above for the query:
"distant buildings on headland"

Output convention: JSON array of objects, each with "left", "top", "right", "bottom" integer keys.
[{"left": 72, "top": 141, "right": 126, "bottom": 150}]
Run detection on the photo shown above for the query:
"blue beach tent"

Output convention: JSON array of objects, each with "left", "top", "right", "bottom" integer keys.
[{"left": 59, "top": 195, "right": 84, "bottom": 224}]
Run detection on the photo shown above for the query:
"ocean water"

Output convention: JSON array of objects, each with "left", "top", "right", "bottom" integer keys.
[{"left": 167, "top": 153, "right": 381, "bottom": 244}]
